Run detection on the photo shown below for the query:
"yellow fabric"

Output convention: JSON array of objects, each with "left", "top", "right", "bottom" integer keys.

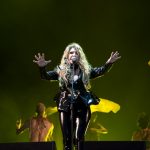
[
  {"left": 90, "top": 98, "right": 120, "bottom": 113},
  {"left": 46, "top": 107, "right": 57, "bottom": 116}
]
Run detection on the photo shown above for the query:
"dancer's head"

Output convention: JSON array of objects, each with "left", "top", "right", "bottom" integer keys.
[
  {"left": 137, "top": 112, "right": 149, "bottom": 129},
  {"left": 36, "top": 102, "right": 46, "bottom": 116}
]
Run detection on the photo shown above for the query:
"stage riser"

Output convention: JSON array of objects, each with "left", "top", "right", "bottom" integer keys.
[
  {"left": 0, "top": 142, "right": 56, "bottom": 150},
  {"left": 84, "top": 141, "right": 146, "bottom": 150},
  {"left": 0, "top": 141, "right": 146, "bottom": 150}
]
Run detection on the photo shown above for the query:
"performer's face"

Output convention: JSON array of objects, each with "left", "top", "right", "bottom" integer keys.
[{"left": 68, "top": 48, "right": 79, "bottom": 64}]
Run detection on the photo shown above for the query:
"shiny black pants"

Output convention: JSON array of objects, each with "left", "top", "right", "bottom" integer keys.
[{"left": 59, "top": 104, "right": 91, "bottom": 150}]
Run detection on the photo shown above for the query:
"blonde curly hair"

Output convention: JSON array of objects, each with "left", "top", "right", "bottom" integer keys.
[{"left": 56, "top": 42, "right": 91, "bottom": 90}]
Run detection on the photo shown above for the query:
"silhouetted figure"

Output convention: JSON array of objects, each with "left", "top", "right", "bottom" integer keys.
[
  {"left": 132, "top": 112, "right": 150, "bottom": 150},
  {"left": 16, "top": 102, "right": 54, "bottom": 142}
]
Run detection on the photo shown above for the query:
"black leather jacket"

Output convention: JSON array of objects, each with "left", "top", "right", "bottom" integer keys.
[{"left": 39, "top": 63, "right": 112, "bottom": 112}]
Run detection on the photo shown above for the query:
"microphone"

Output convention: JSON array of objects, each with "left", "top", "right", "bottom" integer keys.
[
  {"left": 71, "top": 57, "right": 77, "bottom": 64},
  {"left": 70, "top": 57, "right": 78, "bottom": 69}
]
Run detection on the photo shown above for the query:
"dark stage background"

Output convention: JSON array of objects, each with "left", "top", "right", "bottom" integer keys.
[{"left": 0, "top": 0, "right": 150, "bottom": 150}]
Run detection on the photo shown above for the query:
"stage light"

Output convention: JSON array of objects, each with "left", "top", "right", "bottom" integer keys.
[{"left": 148, "top": 60, "right": 150, "bottom": 66}]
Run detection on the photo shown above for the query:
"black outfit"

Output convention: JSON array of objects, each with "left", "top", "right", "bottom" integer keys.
[{"left": 39, "top": 63, "right": 112, "bottom": 150}]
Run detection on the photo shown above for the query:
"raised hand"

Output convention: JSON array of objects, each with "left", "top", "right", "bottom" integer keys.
[
  {"left": 106, "top": 51, "right": 121, "bottom": 64},
  {"left": 16, "top": 119, "right": 22, "bottom": 129},
  {"left": 33, "top": 53, "right": 51, "bottom": 67}
]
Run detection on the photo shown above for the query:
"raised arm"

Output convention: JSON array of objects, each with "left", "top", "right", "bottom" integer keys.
[
  {"left": 33, "top": 53, "right": 58, "bottom": 80},
  {"left": 90, "top": 51, "right": 121, "bottom": 79},
  {"left": 16, "top": 119, "right": 30, "bottom": 135}
]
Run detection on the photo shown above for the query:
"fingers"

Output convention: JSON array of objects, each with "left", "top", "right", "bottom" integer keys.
[
  {"left": 115, "top": 51, "right": 120, "bottom": 59},
  {"left": 33, "top": 53, "right": 44, "bottom": 63},
  {"left": 46, "top": 60, "right": 52, "bottom": 64},
  {"left": 114, "top": 51, "right": 119, "bottom": 57},
  {"left": 41, "top": 53, "right": 45, "bottom": 59},
  {"left": 111, "top": 51, "right": 120, "bottom": 58},
  {"left": 17, "top": 119, "right": 21, "bottom": 123},
  {"left": 112, "top": 51, "right": 119, "bottom": 56},
  {"left": 16, "top": 119, "right": 22, "bottom": 128},
  {"left": 34, "top": 53, "right": 43, "bottom": 60},
  {"left": 33, "top": 60, "right": 38, "bottom": 64},
  {"left": 111, "top": 52, "right": 114, "bottom": 57},
  {"left": 34, "top": 54, "right": 39, "bottom": 60},
  {"left": 117, "top": 56, "right": 121, "bottom": 60},
  {"left": 38, "top": 53, "right": 41, "bottom": 58}
]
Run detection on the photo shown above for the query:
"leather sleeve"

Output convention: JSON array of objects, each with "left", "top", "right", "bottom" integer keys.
[
  {"left": 90, "top": 63, "right": 113, "bottom": 79},
  {"left": 39, "top": 67, "right": 59, "bottom": 80}
]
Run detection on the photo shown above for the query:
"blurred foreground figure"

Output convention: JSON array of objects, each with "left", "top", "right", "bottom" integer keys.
[
  {"left": 86, "top": 99, "right": 120, "bottom": 141},
  {"left": 132, "top": 112, "right": 150, "bottom": 150},
  {"left": 16, "top": 102, "right": 54, "bottom": 142},
  {"left": 86, "top": 113, "right": 108, "bottom": 141}
]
